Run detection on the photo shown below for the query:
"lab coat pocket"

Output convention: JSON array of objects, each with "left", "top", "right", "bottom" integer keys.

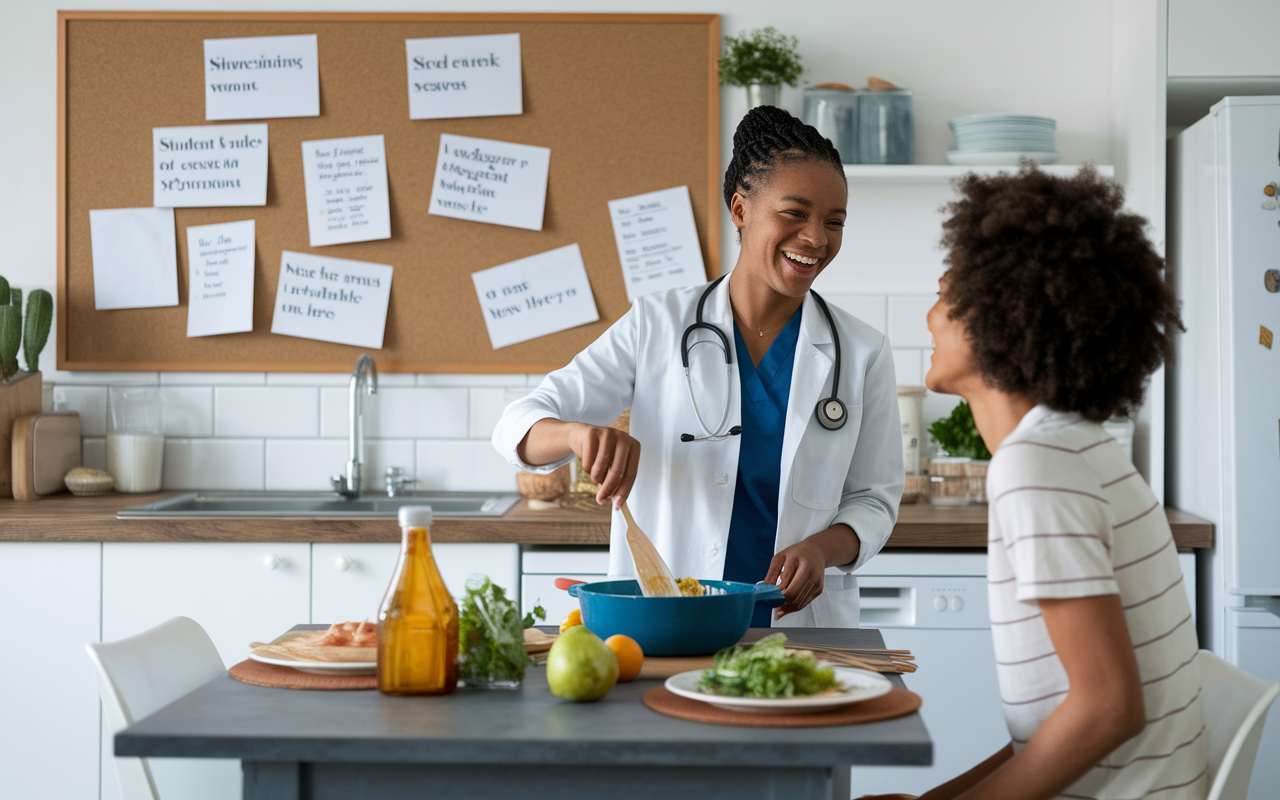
[{"left": 789, "top": 403, "right": 862, "bottom": 510}]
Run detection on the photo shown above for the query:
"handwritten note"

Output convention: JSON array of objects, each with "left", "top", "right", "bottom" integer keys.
[
  {"left": 471, "top": 244, "right": 598, "bottom": 349},
  {"left": 429, "top": 134, "right": 550, "bottom": 231},
  {"left": 301, "top": 135, "right": 392, "bottom": 247},
  {"left": 405, "top": 33, "right": 522, "bottom": 120},
  {"left": 270, "top": 251, "right": 393, "bottom": 349},
  {"left": 185, "top": 220, "right": 255, "bottom": 337},
  {"left": 204, "top": 34, "right": 319, "bottom": 121},
  {"left": 89, "top": 208, "right": 179, "bottom": 310},
  {"left": 153, "top": 124, "right": 268, "bottom": 207},
  {"left": 608, "top": 186, "right": 707, "bottom": 301}
]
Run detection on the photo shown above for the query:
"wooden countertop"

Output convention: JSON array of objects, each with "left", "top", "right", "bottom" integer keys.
[{"left": 0, "top": 492, "right": 1214, "bottom": 548}]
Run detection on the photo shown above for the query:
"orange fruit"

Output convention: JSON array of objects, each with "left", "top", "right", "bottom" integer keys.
[
  {"left": 604, "top": 634, "right": 644, "bottom": 681},
  {"left": 559, "top": 608, "right": 583, "bottom": 634}
]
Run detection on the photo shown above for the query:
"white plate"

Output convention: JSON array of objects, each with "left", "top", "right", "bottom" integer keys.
[
  {"left": 665, "top": 666, "right": 892, "bottom": 714},
  {"left": 945, "top": 150, "right": 1060, "bottom": 166},
  {"left": 248, "top": 649, "right": 377, "bottom": 676}
]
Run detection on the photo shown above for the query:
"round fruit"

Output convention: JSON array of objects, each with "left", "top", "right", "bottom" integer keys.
[
  {"left": 546, "top": 626, "right": 618, "bottom": 702},
  {"left": 604, "top": 634, "right": 644, "bottom": 682},
  {"left": 559, "top": 608, "right": 582, "bottom": 634}
]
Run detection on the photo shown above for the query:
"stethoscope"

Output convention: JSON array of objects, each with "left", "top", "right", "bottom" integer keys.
[{"left": 679, "top": 275, "right": 847, "bottom": 443}]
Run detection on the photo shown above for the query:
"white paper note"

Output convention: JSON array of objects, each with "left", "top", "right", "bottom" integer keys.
[
  {"left": 607, "top": 186, "right": 707, "bottom": 301},
  {"left": 204, "top": 34, "right": 320, "bottom": 121},
  {"left": 185, "top": 220, "right": 256, "bottom": 337},
  {"left": 89, "top": 208, "right": 179, "bottom": 310},
  {"left": 154, "top": 124, "right": 268, "bottom": 207},
  {"left": 301, "top": 135, "right": 392, "bottom": 247},
  {"left": 405, "top": 33, "right": 523, "bottom": 120},
  {"left": 471, "top": 244, "right": 599, "bottom": 349},
  {"left": 429, "top": 134, "right": 550, "bottom": 231},
  {"left": 270, "top": 251, "right": 393, "bottom": 349}
]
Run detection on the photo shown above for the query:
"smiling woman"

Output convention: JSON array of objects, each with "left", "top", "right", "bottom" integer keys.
[{"left": 493, "top": 106, "right": 904, "bottom": 630}]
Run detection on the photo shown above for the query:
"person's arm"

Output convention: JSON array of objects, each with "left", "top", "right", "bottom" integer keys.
[{"left": 857, "top": 743, "right": 1014, "bottom": 800}]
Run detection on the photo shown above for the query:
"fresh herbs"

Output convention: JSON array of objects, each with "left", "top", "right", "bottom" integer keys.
[
  {"left": 927, "top": 400, "right": 992, "bottom": 460},
  {"left": 456, "top": 574, "right": 545, "bottom": 686},
  {"left": 696, "top": 633, "right": 838, "bottom": 698},
  {"left": 718, "top": 27, "right": 804, "bottom": 88}
]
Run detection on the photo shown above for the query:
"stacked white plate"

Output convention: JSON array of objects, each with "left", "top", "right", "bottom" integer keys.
[{"left": 947, "top": 114, "right": 1058, "bottom": 166}]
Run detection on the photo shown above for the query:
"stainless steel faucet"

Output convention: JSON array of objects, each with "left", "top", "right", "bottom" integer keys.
[{"left": 331, "top": 354, "right": 377, "bottom": 499}]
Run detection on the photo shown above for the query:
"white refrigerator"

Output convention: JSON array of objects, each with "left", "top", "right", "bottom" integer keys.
[{"left": 1169, "top": 95, "right": 1280, "bottom": 800}]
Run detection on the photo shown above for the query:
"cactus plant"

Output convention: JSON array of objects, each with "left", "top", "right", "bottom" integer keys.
[
  {"left": 0, "top": 285, "right": 20, "bottom": 382},
  {"left": 0, "top": 276, "right": 53, "bottom": 383},
  {"left": 23, "top": 290, "right": 52, "bottom": 373}
]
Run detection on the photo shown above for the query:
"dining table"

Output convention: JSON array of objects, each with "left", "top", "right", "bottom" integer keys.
[{"left": 114, "top": 626, "right": 932, "bottom": 800}]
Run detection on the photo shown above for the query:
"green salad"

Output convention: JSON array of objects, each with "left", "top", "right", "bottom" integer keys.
[
  {"left": 456, "top": 574, "right": 545, "bottom": 686},
  {"left": 696, "top": 633, "right": 839, "bottom": 698}
]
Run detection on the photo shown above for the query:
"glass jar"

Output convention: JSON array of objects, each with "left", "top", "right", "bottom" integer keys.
[
  {"left": 378, "top": 506, "right": 459, "bottom": 696},
  {"left": 964, "top": 460, "right": 990, "bottom": 505},
  {"left": 106, "top": 386, "right": 164, "bottom": 493},
  {"left": 457, "top": 574, "right": 529, "bottom": 689},
  {"left": 803, "top": 87, "right": 859, "bottom": 164},
  {"left": 929, "top": 456, "right": 970, "bottom": 506},
  {"left": 857, "top": 87, "right": 914, "bottom": 165}
]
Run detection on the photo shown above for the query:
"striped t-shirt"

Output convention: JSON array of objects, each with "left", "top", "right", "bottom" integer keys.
[{"left": 987, "top": 405, "right": 1206, "bottom": 800}]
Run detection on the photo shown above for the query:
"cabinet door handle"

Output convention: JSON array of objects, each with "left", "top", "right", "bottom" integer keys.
[
  {"left": 263, "top": 554, "right": 282, "bottom": 570},
  {"left": 335, "top": 555, "right": 353, "bottom": 571}
]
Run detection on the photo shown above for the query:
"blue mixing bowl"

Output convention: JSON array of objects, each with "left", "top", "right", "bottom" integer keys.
[{"left": 566, "top": 579, "right": 785, "bottom": 656}]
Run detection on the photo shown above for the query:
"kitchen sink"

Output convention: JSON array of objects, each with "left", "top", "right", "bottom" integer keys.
[{"left": 117, "top": 491, "right": 521, "bottom": 519}]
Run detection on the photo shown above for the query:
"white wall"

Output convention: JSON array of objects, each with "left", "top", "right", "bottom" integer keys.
[{"left": 1, "top": 0, "right": 1121, "bottom": 490}]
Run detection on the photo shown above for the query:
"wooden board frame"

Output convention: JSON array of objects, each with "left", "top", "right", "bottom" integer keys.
[{"left": 56, "top": 11, "right": 721, "bottom": 373}]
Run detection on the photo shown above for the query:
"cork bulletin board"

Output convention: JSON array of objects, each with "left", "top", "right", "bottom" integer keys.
[{"left": 56, "top": 11, "right": 721, "bottom": 372}]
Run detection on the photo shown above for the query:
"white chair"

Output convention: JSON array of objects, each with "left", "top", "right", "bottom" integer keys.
[
  {"left": 86, "top": 617, "right": 227, "bottom": 800},
  {"left": 1201, "top": 649, "right": 1280, "bottom": 800}
]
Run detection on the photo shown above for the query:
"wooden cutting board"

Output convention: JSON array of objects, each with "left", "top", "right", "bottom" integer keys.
[
  {"left": 638, "top": 655, "right": 715, "bottom": 679},
  {"left": 11, "top": 412, "right": 81, "bottom": 501}
]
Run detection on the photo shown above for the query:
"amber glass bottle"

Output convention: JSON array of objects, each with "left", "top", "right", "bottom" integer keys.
[{"left": 377, "top": 506, "right": 459, "bottom": 695}]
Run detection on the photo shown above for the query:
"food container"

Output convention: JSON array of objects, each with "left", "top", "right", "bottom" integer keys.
[
  {"left": 803, "top": 86, "right": 859, "bottom": 164},
  {"left": 106, "top": 386, "right": 164, "bottom": 493},
  {"left": 566, "top": 579, "right": 785, "bottom": 656},
  {"left": 929, "top": 456, "right": 970, "bottom": 506},
  {"left": 857, "top": 87, "right": 914, "bottom": 165},
  {"left": 897, "top": 385, "right": 926, "bottom": 475},
  {"left": 901, "top": 473, "right": 930, "bottom": 505},
  {"left": 964, "top": 460, "right": 990, "bottom": 505}
]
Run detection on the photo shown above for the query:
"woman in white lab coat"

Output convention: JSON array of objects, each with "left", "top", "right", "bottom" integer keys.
[{"left": 493, "top": 107, "right": 903, "bottom": 627}]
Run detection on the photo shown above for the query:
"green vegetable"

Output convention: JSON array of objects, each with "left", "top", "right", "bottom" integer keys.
[
  {"left": 696, "top": 633, "right": 838, "bottom": 698},
  {"left": 718, "top": 27, "right": 804, "bottom": 88},
  {"left": 456, "top": 574, "right": 545, "bottom": 686},
  {"left": 927, "top": 400, "right": 992, "bottom": 460}
]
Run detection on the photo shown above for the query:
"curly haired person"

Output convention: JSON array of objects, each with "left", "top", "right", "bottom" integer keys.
[{"left": 861, "top": 166, "right": 1203, "bottom": 800}]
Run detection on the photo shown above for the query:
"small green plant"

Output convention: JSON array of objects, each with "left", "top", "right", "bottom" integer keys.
[
  {"left": 719, "top": 27, "right": 804, "bottom": 87},
  {"left": 928, "top": 401, "right": 992, "bottom": 461},
  {"left": 456, "top": 574, "right": 546, "bottom": 686},
  {"left": 0, "top": 275, "right": 53, "bottom": 382}
]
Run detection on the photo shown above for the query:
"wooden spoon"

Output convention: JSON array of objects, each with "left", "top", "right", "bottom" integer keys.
[{"left": 619, "top": 500, "right": 681, "bottom": 597}]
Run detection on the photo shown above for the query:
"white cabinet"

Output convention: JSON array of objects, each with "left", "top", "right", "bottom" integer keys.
[
  {"left": 1168, "top": 0, "right": 1280, "bottom": 77},
  {"left": 101, "top": 542, "right": 311, "bottom": 800},
  {"left": 1227, "top": 608, "right": 1280, "bottom": 800},
  {"left": 0, "top": 543, "right": 102, "bottom": 800}
]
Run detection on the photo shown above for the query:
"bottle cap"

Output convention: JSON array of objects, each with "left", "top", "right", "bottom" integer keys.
[{"left": 398, "top": 505, "right": 433, "bottom": 528}]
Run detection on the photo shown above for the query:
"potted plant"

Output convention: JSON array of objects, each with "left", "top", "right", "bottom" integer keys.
[
  {"left": 719, "top": 26, "right": 804, "bottom": 109},
  {"left": 926, "top": 401, "right": 992, "bottom": 505},
  {"left": 0, "top": 276, "right": 53, "bottom": 498}
]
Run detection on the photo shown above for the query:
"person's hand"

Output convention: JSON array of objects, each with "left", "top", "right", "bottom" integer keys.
[
  {"left": 567, "top": 423, "right": 641, "bottom": 505},
  {"left": 762, "top": 537, "right": 827, "bottom": 619}
]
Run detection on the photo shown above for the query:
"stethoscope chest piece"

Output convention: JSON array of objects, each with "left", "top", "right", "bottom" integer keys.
[{"left": 815, "top": 397, "right": 847, "bottom": 430}]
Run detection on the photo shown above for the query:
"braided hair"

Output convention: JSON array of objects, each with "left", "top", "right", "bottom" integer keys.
[{"left": 723, "top": 105, "right": 846, "bottom": 211}]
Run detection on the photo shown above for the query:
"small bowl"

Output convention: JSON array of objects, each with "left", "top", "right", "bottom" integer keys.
[{"left": 64, "top": 467, "right": 114, "bottom": 497}]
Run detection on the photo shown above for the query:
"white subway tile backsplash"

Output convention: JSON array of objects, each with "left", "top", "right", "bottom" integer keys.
[
  {"left": 163, "top": 439, "right": 265, "bottom": 490},
  {"left": 48, "top": 372, "right": 158, "bottom": 385},
  {"left": 891, "top": 349, "right": 923, "bottom": 386},
  {"left": 319, "top": 388, "right": 347, "bottom": 439},
  {"left": 160, "top": 372, "right": 265, "bottom": 385},
  {"left": 418, "top": 373, "right": 528, "bottom": 387},
  {"left": 368, "top": 387, "right": 468, "bottom": 439},
  {"left": 161, "top": 387, "right": 213, "bottom": 437},
  {"left": 823, "top": 294, "right": 887, "bottom": 334},
  {"left": 265, "top": 440, "right": 346, "bottom": 491},
  {"left": 526, "top": 374, "right": 547, "bottom": 387},
  {"left": 55, "top": 385, "right": 107, "bottom": 436},
  {"left": 82, "top": 437, "right": 106, "bottom": 472},
  {"left": 887, "top": 295, "right": 936, "bottom": 348},
  {"left": 215, "top": 387, "right": 318, "bottom": 438},
  {"left": 268, "top": 371, "right": 414, "bottom": 387},
  {"left": 416, "top": 440, "right": 518, "bottom": 492},
  {"left": 364, "top": 440, "right": 416, "bottom": 491},
  {"left": 469, "top": 387, "right": 532, "bottom": 440}
]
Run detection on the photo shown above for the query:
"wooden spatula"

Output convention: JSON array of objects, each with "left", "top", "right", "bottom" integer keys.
[{"left": 619, "top": 500, "right": 681, "bottom": 597}]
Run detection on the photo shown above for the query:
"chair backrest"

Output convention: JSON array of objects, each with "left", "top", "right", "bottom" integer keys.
[
  {"left": 85, "top": 617, "right": 226, "bottom": 800},
  {"left": 1200, "top": 649, "right": 1280, "bottom": 800}
]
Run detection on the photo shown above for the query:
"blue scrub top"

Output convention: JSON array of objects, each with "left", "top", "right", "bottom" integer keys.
[{"left": 722, "top": 307, "right": 803, "bottom": 627}]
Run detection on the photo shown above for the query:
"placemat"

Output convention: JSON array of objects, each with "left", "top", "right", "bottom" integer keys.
[
  {"left": 642, "top": 685, "right": 921, "bottom": 728},
  {"left": 229, "top": 659, "right": 377, "bottom": 690}
]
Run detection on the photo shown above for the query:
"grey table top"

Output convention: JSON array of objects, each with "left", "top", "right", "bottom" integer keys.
[{"left": 116, "top": 627, "right": 931, "bottom": 767}]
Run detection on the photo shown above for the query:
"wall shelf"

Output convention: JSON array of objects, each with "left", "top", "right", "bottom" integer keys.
[{"left": 844, "top": 164, "right": 1115, "bottom": 184}]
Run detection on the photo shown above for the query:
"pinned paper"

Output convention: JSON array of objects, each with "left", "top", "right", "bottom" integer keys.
[
  {"left": 185, "top": 220, "right": 255, "bottom": 337},
  {"left": 204, "top": 34, "right": 319, "bottom": 121},
  {"left": 607, "top": 186, "right": 707, "bottom": 301},
  {"left": 1262, "top": 325, "right": 1274, "bottom": 350},
  {"left": 301, "top": 135, "right": 392, "bottom": 247},
  {"left": 154, "top": 124, "right": 268, "bottom": 207},
  {"left": 429, "top": 134, "right": 550, "bottom": 231},
  {"left": 270, "top": 251, "right": 393, "bottom": 349},
  {"left": 471, "top": 244, "right": 599, "bottom": 349},
  {"left": 405, "top": 34, "right": 522, "bottom": 120},
  {"left": 89, "top": 208, "right": 178, "bottom": 310}
]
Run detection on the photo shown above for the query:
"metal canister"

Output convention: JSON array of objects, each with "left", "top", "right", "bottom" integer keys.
[
  {"left": 803, "top": 86, "right": 859, "bottom": 164},
  {"left": 857, "top": 87, "right": 914, "bottom": 165}
]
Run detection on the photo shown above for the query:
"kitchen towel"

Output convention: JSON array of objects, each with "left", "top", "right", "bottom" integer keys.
[{"left": 641, "top": 685, "right": 921, "bottom": 728}]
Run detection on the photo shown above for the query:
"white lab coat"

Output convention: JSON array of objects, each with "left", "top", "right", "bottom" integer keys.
[{"left": 493, "top": 276, "right": 903, "bottom": 627}]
